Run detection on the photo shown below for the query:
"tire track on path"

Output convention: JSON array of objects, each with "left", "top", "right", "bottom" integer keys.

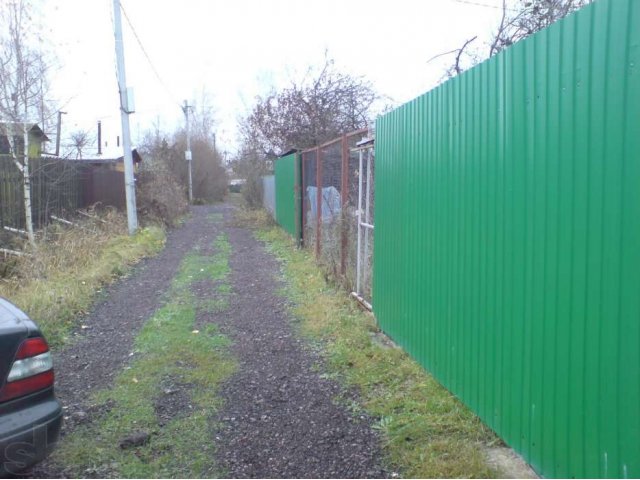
[
  {"left": 211, "top": 204, "right": 388, "bottom": 479},
  {"left": 31, "top": 206, "right": 220, "bottom": 478}
]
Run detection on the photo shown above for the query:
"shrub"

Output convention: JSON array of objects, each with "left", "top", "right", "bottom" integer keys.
[
  {"left": 0, "top": 209, "right": 165, "bottom": 347},
  {"left": 242, "top": 169, "right": 263, "bottom": 209},
  {"left": 136, "top": 167, "right": 188, "bottom": 227}
]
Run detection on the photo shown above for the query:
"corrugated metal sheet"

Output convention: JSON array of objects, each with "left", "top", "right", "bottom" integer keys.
[
  {"left": 274, "top": 153, "right": 300, "bottom": 240},
  {"left": 373, "top": 1, "right": 640, "bottom": 477}
]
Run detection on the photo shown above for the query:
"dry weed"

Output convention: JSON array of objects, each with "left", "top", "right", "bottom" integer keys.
[{"left": 0, "top": 209, "right": 164, "bottom": 347}]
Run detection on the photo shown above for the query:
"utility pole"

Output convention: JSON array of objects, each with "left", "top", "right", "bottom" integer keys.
[
  {"left": 112, "top": 0, "right": 138, "bottom": 235},
  {"left": 182, "top": 100, "right": 193, "bottom": 203},
  {"left": 55, "top": 111, "right": 66, "bottom": 157}
]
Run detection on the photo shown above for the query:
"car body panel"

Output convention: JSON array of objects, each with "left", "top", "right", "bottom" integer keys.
[
  {"left": 0, "top": 302, "right": 31, "bottom": 392},
  {"left": 0, "top": 298, "right": 63, "bottom": 476},
  {"left": 0, "top": 397, "right": 62, "bottom": 476}
]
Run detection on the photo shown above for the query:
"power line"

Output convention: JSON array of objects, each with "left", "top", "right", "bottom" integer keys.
[
  {"left": 449, "top": 0, "right": 518, "bottom": 12},
  {"left": 119, "top": 2, "right": 182, "bottom": 109}
]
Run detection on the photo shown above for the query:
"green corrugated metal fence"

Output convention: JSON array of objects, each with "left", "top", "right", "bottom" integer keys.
[
  {"left": 274, "top": 153, "right": 301, "bottom": 240},
  {"left": 374, "top": 0, "right": 640, "bottom": 478}
]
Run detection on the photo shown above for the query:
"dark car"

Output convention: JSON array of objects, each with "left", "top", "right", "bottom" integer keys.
[{"left": 0, "top": 298, "right": 62, "bottom": 476}]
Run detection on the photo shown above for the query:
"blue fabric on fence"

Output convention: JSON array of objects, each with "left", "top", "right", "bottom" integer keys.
[{"left": 306, "top": 186, "right": 341, "bottom": 223}]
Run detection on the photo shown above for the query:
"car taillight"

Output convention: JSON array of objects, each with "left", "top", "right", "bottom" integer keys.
[
  {"left": 14, "top": 337, "right": 49, "bottom": 359},
  {"left": 0, "top": 337, "right": 54, "bottom": 403}
]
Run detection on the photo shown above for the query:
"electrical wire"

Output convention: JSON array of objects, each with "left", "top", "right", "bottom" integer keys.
[
  {"left": 449, "top": 0, "right": 518, "bottom": 12},
  {"left": 118, "top": 1, "right": 183, "bottom": 109}
]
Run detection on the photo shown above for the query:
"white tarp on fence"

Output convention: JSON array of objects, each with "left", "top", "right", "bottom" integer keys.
[{"left": 306, "top": 186, "right": 341, "bottom": 223}]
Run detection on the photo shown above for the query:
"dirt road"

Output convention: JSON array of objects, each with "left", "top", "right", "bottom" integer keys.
[{"left": 31, "top": 204, "right": 387, "bottom": 479}]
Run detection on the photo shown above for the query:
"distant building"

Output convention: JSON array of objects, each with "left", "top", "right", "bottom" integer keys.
[
  {"left": 0, "top": 123, "right": 49, "bottom": 158},
  {"left": 78, "top": 148, "right": 143, "bottom": 173}
]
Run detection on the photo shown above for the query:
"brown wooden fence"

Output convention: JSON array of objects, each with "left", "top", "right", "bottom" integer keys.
[{"left": 0, "top": 157, "right": 125, "bottom": 230}]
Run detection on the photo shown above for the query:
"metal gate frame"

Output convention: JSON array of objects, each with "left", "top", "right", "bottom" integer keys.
[{"left": 350, "top": 137, "right": 374, "bottom": 310}]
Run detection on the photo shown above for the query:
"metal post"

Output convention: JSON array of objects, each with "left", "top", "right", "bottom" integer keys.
[
  {"left": 301, "top": 153, "right": 306, "bottom": 247},
  {"left": 315, "top": 146, "right": 322, "bottom": 258},
  {"left": 182, "top": 101, "right": 193, "bottom": 203},
  {"left": 295, "top": 153, "right": 302, "bottom": 247},
  {"left": 363, "top": 147, "right": 372, "bottom": 293},
  {"left": 356, "top": 149, "right": 363, "bottom": 296},
  {"left": 340, "top": 135, "right": 348, "bottom": 276},
  {"left": 112, "top": 0, "right": 138, "bottom": 235}
]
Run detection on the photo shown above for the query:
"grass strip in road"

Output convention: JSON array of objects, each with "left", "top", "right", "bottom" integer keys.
[
  {"left": 51, "top": 233, "right": 235, "bottom": 478},
  {"left": 254, "top": 222, "right": 501, "bottom": 479}
]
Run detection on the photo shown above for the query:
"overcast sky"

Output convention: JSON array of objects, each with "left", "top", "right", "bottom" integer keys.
[{"left": 39, "top": 0, "right": 509, "bottom": 157}]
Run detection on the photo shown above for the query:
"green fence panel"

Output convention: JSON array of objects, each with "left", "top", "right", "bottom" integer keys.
[
  {"left": 373, "top": 1, "right": 640, "bottom": 478},
  {"left": 275, "top": 153, "right": 300, "bottom": 240}
]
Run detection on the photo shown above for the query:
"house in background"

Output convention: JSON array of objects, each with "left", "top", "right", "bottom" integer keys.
[
  {"left": 65, "top": 120, "right": 143, "bottom": 172},
  {"left": 0, "top": 123, "right": 49, "bottom": 158},
  {"left": 79, "top": 148, "right": 143, "bottom": 173},
  {"left": 71, "top": 148, "right": 143, "bottom": 210}
]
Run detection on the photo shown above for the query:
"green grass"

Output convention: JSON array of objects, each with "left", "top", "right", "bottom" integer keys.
[
  {"left": 0, "top": 225, "right": 166, "bottom": 349},
  {"left": 207, "top": 212, "right": 223, "bottom": 223},
  {"left": 173, "top": 237, "right": 230, "bottom": 289},
  {"left": 51, "top": 233, "right": 236, "bottom": 478},
  {"left": 255, "top": 224, "right": 501, "bottom": 479}
]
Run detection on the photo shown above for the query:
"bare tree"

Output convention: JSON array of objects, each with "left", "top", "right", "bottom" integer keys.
[
  {"left": 69, "top": 129, "right": 92, "bottom": 159},
  {"left": 0, "top": 0, "right": 50, "bottom": 246},
  {"left": 437, "top": 0, "right": 592, "bottom": 78},
  {"left": 430, "top": 36, "right": 479, "bottom": 79},
  {"left": 490, "top": 0, "right": 592, "bottom": 56},
  {"left": 139, "top": 116, "right": 228, "bottom": 204},
  {"left": 189, "top": 88, "right": 218, "bottom": 145},
  {"left": 239, "top": 55, "right": 380, "bottom": 156}
]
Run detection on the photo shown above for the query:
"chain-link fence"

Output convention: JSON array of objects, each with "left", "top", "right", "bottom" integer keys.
[{"left": 300, "top": 129, "right": 374, "bottom": 304}]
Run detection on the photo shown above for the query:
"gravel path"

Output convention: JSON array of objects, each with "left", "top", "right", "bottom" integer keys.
[
  {"left": 30, "top": 206, "right": 218, "bottom": 478},
  {"left": 211, "top": 205, "right": 387, "bottom": 479},
  {"left": 30, "top": 203, "right": 388, "bottom": 478}
]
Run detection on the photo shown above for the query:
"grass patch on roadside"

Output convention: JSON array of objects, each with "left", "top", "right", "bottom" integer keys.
[
  {"left": 51, "top": 233, "right": 235, "bottom": 478},
  {"left": 253, "top": 221, "right": 500, "bottom": 479},
  {"left": 0, "top": 212, "right": 165, "bottom": 348},
  {"left": 233, "top": 205, "right": 275, "bottom": 227}
]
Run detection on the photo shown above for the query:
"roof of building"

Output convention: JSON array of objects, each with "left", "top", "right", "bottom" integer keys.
[
  {"left": 40, "top": 148, "right": 143, "bottom": 166},
  {"left": 72, "top": 148, "right": 143, "bottom": 164},
  {"left": 0, "top": 122, "right": 50, "bottom": 142},
  {"left": 279, "top": 148, "right": 299, "bottom": 158}
]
